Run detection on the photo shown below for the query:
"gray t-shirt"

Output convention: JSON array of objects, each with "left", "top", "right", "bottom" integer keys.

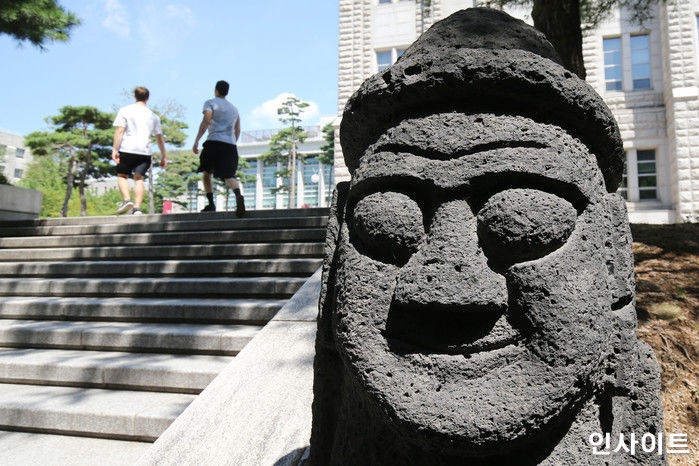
[{"left": 203, "top": 97, "right": 239, "bottom": 144}]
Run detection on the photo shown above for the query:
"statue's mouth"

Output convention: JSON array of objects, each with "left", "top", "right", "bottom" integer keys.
[{"left": 384, "top": 303, "right": 521, "bottom": 356}]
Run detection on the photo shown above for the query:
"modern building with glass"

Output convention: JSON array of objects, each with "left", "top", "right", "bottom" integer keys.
[
  {"left": 336, "top": 0, "right": 699, "bottom": 223},
  {"left": 179, "top": 125, "right": 334, "bottom": 213}
]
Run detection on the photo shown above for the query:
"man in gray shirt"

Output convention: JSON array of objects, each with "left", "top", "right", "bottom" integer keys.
[{"left": 192, "top": 80, "right": 245, "bottom": 217}]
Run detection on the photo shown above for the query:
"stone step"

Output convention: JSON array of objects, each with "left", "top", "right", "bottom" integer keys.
[
  {"left": 0, "top": 297, "right": 285, "bottom": 324},
  {"left": 0, "top": 431, "right": 150, "bottom": 466},
  {"left": 0, "top": 228, "right": 327, "bottom": 249},
  {"left": 0, "top": 348, "right": 232, "bottom": 393},
  {"left": 0, "top": 383, "right": 195, "bottom": 441},
  {"left": 3, "top": 207, "right": 330, "bottom": 228},
  {"left": 0, "top": 276, "right": 308, "bottom": 298},
  {"left": 0, "top": 242, "right": 324, "bottom": 262},
  {"left": 0, "top": 320, "right": 261, "bottom": 355},
  {"left": 0, "top": 258, "right": 322, "bottom": 278},
  {"left": 0, "top": 216, "right": 328, "bottom": 237}
]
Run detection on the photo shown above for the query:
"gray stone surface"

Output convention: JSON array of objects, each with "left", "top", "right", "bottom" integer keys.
[
  {"left": 0, "top": 297, "right": 285, "bottom": 323},
  {"left": 0, "top": 383, "right": 194, "bottom": 440},
  {"left": 0, "top": 242, "right": 325, "bottom": 262},
  {"left": 0, "top": 227, "right": 326, "bottom": 248},
  {"left": 0, "top": 320, "right": 261, "bottom": 354},
  {"left": 0, "top": 185, "right": 42, "bottom": 221},
  {"left": 0, "top": 431, "right": 150, "bottom": 466},
  {"left": 137, "top": 268, "right": 322, "bottom": 466},
  {"left": 0, "top": 348, "right": 232, "bottom": 392},
  {"left": 311, "top": 8, "right": 664, "bottom": 465}
]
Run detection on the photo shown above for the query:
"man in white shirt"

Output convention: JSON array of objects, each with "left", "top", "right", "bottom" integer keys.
[
  {"left": 192, "top": 80, "right": 245, "bottom": 217},
  {"left": 112, "top": 86, "right": 167, "bottom": 215}
]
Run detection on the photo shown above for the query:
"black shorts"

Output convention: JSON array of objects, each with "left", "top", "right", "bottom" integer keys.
[
  {"left": 197, "top": 141, "right": 238, "bottom": 180},
  {"left": 117, "top": 152, "right": 151, "bottom": 176}
]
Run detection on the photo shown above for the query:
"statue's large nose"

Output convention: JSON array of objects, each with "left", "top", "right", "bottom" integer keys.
[{"left": 392, "top": 200, "right": 507, "bottom": 312}]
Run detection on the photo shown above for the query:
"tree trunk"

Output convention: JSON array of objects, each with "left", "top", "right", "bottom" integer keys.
[
  {"left": 61, "top": 152, "right": 76, "bottom": 217},
  {"left": 532, "top": 0, "right": 586, "bottom": 79},
  {"left": 78, "top": 171, "right": 87, "bottom": 217},
  {"left": 148, "top": 164, "right": 154, "bottom": 214}
]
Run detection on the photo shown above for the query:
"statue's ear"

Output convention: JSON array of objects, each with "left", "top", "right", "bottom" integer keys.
[
  {"left": 318, "top": 182, "right": 350, "bottom": 336},
  {"left": 603, "top": 193, "right": 636, "bottom": 309}
]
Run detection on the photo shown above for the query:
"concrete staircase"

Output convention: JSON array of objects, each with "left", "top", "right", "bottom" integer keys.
[{"left": 0, "top": 208, "right": 327, "bottom": 463}]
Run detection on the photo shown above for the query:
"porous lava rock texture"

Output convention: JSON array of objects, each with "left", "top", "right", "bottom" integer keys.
[{"left": 310, "top": 8, "right": 664, "bottom": 465}]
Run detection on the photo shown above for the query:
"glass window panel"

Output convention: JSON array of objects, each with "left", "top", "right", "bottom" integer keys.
[
  {"left": 637, "top": 150, "right": 655, "bottom": 161},
  {"left": 604, "top": 50, "right": 622, "bottom": 65},
  {"left": 638, "top": 175, "right": 656, "bottom": 188},
  {"left": 633, "top": 78, "right": 651, "bottom": 90},
  {"left": 262, "top": 160, "right": 277, "bottom": 208},
  {"left": 632, "top": 63, "right": 650, "bottom": 79},
  {"left": 637, "top": 162, "right": 656, "bottom": 174},
  {"left": 630, "top": 34, "right": 649, "bottom": 49},
  {"left": 379, "top": 0, "right": 391, "bottom": 3},
  {"left": 605, "top": 66, "right": 622, "bottom": 80},
  {"left": 242, "top": 159, "right": 257, "bottom": 209},
  {"left": 631, "top": 48, "right": 650, "bottom": 64},
  {"left": 639, "top": 189, "right": 657, "bottom": 200},
  {"left": 302, "top": 158, "right": 320, "bottom": 207},
  {"left": 15, "top": 148, "right": 24, "bottom": 158},
  {"left": 603, "top": 37, "right": 621, "bottom": 51},
  {"left": 14, "top": 169, "right": 22, "bottom": 178},
  {"left": 606, "top": 80, "right": 623, "bottom": 91},
  {"left": 377, "top": 51, "right": 391, "bottom": 71},
  {"left": 396, "top": 49, "right": 406, "bottom": 58}
]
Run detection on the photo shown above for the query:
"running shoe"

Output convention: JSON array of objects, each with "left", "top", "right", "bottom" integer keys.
[
  {"left": 131, "top": 208, "right": 143, "bottom": 215},
  {"left": 116, "top": 200, "right": 134, "bottom": 215},
  {"left": 201, "top": 204, "right": 216, "bottom": 212},
  {"left": 236, "top": 195, "right": 246, "bottom": 218}
]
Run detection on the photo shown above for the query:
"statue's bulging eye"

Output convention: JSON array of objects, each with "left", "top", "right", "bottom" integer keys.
[
  {"left": 352, "top": 191, "right": 424, "bottom": 265},
  {"left": 477, "top": 188, "right": 576, "bottom": 264}
]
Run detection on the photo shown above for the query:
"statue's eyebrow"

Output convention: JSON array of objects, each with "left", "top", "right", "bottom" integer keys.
[{"left": 373, "top": 140, "right": 549, "bottom": 161}]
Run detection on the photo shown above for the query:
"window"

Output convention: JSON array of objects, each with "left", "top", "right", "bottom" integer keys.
[
  {"left": 376, "top": 51, "right": 392, "bottom": 72},
  {"left": 376, "top": 47, "right": 408, "bottom": 72},
  {"left": 186, "top": 183, "right": 198, "bottom": 212},
  {"left": 322, "top": 163, "right": 334, "bottom": 205},
  {"left": 379, "top": 0, "right": 391, "bottom": 3},
  {"left": 302, "top": 158, "right": 320, "bottom": 207},
  {"left": 262, "top": 160, "right": 277, "bottom": 208},
  {"left": 14, "top": 168, "right": 22, "bottom": 178},
  {"left": 618, "top": 156, "right": 628, "bottom": 200},
  {"left": 242, "top": 159, "right": 258, "bottom": 210},
  {"left": 15, "top": 148, "right": 24, "bottom": 158},
  {"left": 617, "top": 149, "right": 658, "bottom": 202},
  {"left": 603, "top": 37, "right": 622, "bottom": 91},
  {"left": 630, "top": 34, "right": 651, "bottom": 90},
  {"left": 636, "top": 149, "right": 657, "bottom": 200}
]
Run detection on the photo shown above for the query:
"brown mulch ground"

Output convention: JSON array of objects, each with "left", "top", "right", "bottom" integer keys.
[{"left": 632, "top": 224, "right": 698, "bottom": 465}]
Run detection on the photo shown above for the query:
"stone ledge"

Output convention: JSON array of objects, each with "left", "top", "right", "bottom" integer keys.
[{"left": 0, "top": 185, "right": 42, "bottom": 221}]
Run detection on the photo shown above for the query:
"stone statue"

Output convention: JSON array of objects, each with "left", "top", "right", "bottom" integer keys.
[{"left": 310, "top": 8, "right": 665, "bottom": 465}]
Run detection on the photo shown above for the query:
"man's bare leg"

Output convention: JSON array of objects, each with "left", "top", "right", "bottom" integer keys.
[
  {"left": 202, "top": 172, "right": 213, "bottom": 194},
  {"left": 224, "top": 177, "right": 245, "bottom": 217},
  {"left": 133, "top": 173, "right": 144, "bottom": 209},
  {"left": 117, "top": 174, "right": 131, "bottom": 201}
]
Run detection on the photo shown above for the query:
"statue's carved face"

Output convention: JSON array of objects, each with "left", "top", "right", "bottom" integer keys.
[{"left": 333, "top": 113, "right": 618, "bottom": 455}]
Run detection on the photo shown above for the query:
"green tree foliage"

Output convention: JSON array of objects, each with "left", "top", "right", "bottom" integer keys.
[
  {"left": 18, "top": 154, "right": 67, "bottom": 217},
  {"left": 0, "top": 145, "right": 8, "bottom": 184},
  {"left": 153, "top": 149, "right": 200, "bottom": 209},
  {"left": 0, "top": 0, "right": 80, "bottom": 49},
  {"left": 25, "top": 106, "right": 114, "bottom": 217},
  {"left": 482, "top": 0, "right": 662, "bottom": 78},
  {"left": 318, "top": 122, "right": 335, "bottom": 167},
  {"left": 260, "top": 96, "right": 310, "bottom": 206}
]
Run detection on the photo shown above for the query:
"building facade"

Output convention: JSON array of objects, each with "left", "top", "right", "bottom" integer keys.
[
  {"left": 336, "top": 0, "right": 699, "bottom": 223},
  {"left": 0, "top": 131, "right": 33, "bottom": 183},
  {"left": 175, "top": 125, "right": 334, "bottom": 213}
]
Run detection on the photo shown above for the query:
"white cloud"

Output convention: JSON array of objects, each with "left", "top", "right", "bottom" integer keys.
[
  {"left": 102, "top": 0, "right": 130, "bottom": 38},
  {"left": 247, "top": 93, "right": 320, "bottom": 129},
  {"left": 166, "top": 4, "right": 193, "bottom": 23}
]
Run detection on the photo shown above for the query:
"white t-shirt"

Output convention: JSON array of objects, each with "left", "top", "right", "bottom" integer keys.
[{"left": 113, "top": 103, "right": 163, "bottom": 156}]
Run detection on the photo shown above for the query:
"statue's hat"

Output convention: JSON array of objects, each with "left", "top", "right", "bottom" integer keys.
[{"left": 340, "top": 8, "right": 624, "bottom": 192}]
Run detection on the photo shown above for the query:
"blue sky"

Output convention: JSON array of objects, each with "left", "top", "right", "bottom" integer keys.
[{"left": 0, "top": 0, "right": 338, "bottom": 146}]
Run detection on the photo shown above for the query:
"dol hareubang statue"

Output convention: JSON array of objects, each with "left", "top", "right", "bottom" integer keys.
[{"left": 310, "top": 8, "right": 665, "bottom": 466}]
